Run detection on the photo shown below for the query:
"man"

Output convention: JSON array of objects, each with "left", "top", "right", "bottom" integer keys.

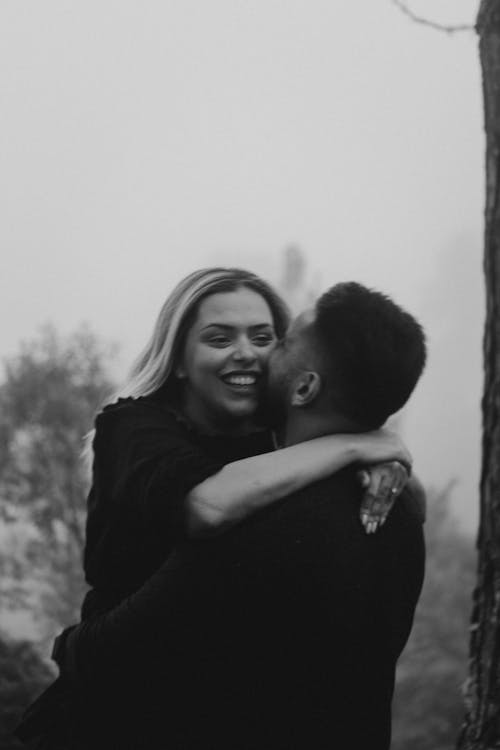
[
  {"left": 32, "top": 282, "right": 427, "bottom": 749},
  {"left": 171, "top": 281, "right": 426, "bottom": 749}
]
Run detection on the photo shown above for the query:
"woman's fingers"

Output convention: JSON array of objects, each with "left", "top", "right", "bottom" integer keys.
[
  {"left": 356, "top": 469, "right": 371, "bottom": 488},
  {"left": 359, "top": 461, "right": 409, "bottom": 534},
  {"left": 360, "top": 472, "right": 393, "bottom": 532}
]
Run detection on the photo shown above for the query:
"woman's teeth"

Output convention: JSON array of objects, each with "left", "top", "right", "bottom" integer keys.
[{"left": 224, "top": 375, "right": 257, "bottom": 386}]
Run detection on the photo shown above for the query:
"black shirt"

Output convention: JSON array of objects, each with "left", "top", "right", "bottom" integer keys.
[{"left": 67, "top": 468, "right": 425, "bottom": 750}]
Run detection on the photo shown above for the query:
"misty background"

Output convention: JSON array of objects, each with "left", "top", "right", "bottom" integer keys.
[
  {"left": 0, "top": 2, "right": 483, "bottom": 749},
  {"left": 1, "top": 0, "right": 483, "bottom": 531}
]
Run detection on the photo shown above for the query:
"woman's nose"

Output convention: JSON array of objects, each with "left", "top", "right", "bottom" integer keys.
[{"left": 233, "top": 338, "right": 256, "bottom": 362}]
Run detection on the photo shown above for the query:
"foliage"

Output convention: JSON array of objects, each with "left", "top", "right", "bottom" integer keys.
[
  {"left": 392, "top": 484, "right": 476, "bottom": 750},
  {"left": 0, "top": 636, "right": 54, "bottom": 750},
  {"left": 0, "top": 324, "right": 116, "bottom": 637}
]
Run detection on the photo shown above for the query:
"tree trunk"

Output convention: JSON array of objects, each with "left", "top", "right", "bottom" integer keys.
[{"left": 458, "top": 1, "right": 500, "bottom": 748}]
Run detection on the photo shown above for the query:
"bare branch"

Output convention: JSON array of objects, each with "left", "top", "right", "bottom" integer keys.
[{"left": 391, "top": 0, "right": 475, "bottom": 34}]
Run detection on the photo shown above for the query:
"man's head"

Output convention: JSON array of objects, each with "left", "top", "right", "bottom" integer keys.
[{"left": 267, "top": 282, "right": 426, "bottom": 433}]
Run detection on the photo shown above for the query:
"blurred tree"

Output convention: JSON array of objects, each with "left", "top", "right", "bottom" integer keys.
[
  {"left": 392, "top": 485, "right": 475, "bottom": 750},
  {"left": 0, "top": 636, "right": 54, "bottom": 750},
  {"left": 457, "top": 2, "right": 500, "bottom": 747},
  {"left": 278, "top": 245, "right": 318, "bottom": 314},
  {"left": 0, "top": 324, "right": 115, "bottom": 637}
]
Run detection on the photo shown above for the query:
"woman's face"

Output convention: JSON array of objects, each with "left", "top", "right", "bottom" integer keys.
[{"left": 178, "top": 287, "right": 277, "bottom": 434}]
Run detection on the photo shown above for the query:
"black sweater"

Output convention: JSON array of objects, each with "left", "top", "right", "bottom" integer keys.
[
  {"left": 81, "top": 393, "right": 274, "bottom": 615},
  {"left": 64, "top": 468, "right": 425, "bottom": 750}
]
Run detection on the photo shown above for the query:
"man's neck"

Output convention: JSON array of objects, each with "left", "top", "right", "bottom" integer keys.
[{"left": 282, "top": 410, "right": 364, "bottom": 447}]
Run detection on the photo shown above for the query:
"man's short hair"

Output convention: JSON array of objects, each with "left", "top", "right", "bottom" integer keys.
[{"left": 313, "top": 282, "right": 426, "bottom": 429}]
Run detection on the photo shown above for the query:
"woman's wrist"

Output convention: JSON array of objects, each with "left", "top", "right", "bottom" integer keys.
[
  {"left": 347, "top": 433, "right": 377, "bottom": 464},
  {"left": 347, "top": 430, "right": 412, "bottom": 470}
]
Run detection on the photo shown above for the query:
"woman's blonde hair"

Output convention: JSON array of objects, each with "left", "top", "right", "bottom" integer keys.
[{"left": 83, "top": 267, "right": 290, "bottom": 466}]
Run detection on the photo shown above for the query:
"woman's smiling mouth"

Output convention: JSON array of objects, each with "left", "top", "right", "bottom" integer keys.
[{"left": 220, "top": 372, "right": 260, "bottom": 389}]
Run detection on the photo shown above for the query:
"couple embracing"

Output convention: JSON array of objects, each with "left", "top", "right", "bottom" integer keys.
[{"left": 18, "top": 267, "right": 426, "bottom": 749}]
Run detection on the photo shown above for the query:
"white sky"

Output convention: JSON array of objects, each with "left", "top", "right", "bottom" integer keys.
[{"left": 1, "top": 0, "right": 483, "bottom": 532}]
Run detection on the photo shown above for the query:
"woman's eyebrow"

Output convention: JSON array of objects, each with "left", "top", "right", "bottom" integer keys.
[
  {"left": 200, "top": 323, "right": 235, "bottom": 332},
  {"left": 200, "top": 323, "right": 274, "bottom": 332}
]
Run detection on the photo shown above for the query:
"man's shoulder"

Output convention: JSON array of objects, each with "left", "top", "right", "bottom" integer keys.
[
  {"left": 275, "top": 466, "right": 361, "bottom": 511},
  {"left": 389, "top": 487, "right": 426, "bottom": 531},
  {"left": 268, "top": 467, "right": 363, "bottom": 528},
  {"left": 215, "top": 467, "right": 423, "bottom": 571},
  {"left": 285, "top": 472, "right": 424, "bottom": 528},
  {"left": 211, "top": 467, "right": 362, "bottom": 566}
]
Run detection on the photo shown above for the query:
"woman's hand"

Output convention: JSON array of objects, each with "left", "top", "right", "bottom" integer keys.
[{"left": 357, "top": 460, "right": 409, "bottom": 534}]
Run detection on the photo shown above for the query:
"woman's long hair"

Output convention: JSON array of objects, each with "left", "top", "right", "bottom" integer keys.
[{"left": 83, "top": 267, "right": 290, "bottom": 466}]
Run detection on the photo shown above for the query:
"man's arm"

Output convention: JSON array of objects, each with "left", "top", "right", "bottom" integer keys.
[{"left": 56, "top": 541, "right": 220, "bottom": 688}]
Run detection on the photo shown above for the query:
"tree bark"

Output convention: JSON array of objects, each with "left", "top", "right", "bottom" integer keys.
[{"left": 458, "top": 1, "right": 500, "bottom": 748}]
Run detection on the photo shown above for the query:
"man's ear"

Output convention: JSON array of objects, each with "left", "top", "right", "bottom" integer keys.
[{"left": 291, "top": 371, "right": 321, "bottom": 407}]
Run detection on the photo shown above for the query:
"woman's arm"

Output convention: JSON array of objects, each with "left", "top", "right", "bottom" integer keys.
[{"left": 186, "top": 429, "right": 411, "bottom": 537}]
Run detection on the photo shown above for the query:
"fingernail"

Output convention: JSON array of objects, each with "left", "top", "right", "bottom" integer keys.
[{"left": 361, "top": 514, "right": 368, "bottom": 526}]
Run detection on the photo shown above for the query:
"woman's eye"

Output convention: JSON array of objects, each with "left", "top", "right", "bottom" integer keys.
[
  {"left": 252, "top": 334, "right": 275, "bottom": 347},
  {"left": 208, "top": 336, "right": 230, "bottom": 346}
]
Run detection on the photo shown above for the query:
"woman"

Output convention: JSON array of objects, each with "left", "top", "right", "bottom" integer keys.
[
  {"left": 18, "top": 267, "right": 413, "bottom": 748},
  {"left": 81, "top": 268, "right": 410, "bottom": 614}
]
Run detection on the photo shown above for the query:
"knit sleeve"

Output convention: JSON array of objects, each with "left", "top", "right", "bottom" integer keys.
[{"left": 83, "top": 399, "right": 224, "bottom": 596}]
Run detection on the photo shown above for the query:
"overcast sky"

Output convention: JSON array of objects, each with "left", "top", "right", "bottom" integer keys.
[{"left": 1, "top": 0, "right": 483, "bottom": 531}]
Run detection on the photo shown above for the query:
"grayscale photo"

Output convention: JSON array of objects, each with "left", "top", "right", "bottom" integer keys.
[{"left": 0, "top": 1, "right": 492, "bottom": 749}]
